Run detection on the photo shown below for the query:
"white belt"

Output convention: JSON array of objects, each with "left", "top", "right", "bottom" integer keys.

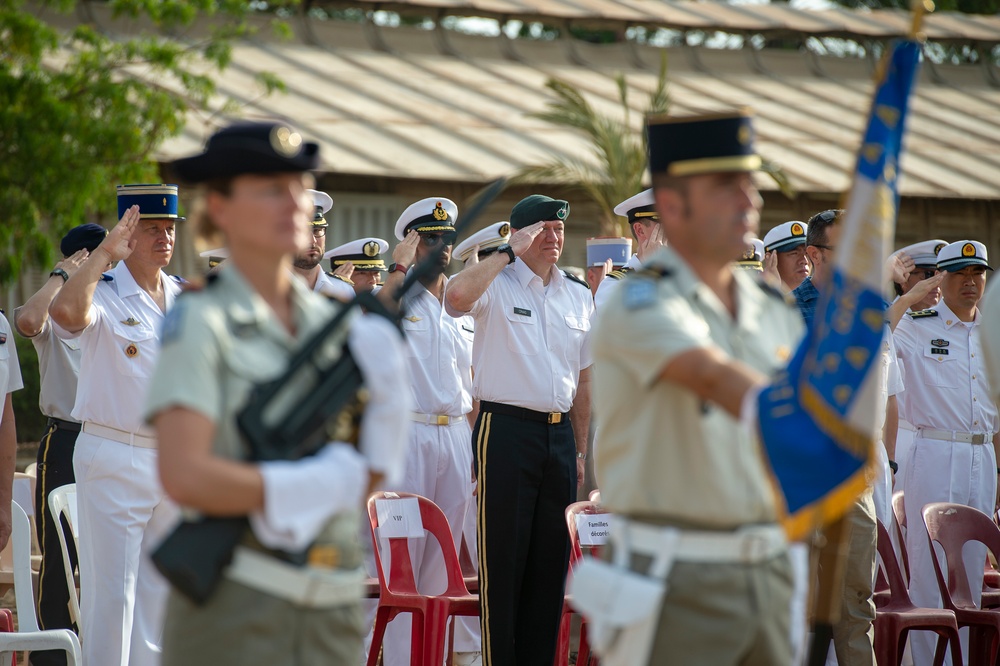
[
  {"left": 410, "top": 412, "right": 465, "bottom": 426},
  {"left": 898, "top": 419, "right": 916, "bottom": 432},
  {"left": 918, "top": 428, "right": 993, "bottom": 445},
  {"left": 82, "top": 422, "right": 157, "bottom": 449},
  {"left": 225, "top": 546, "right": 365, "bottom": 608},
  {"left": 625, "top": 520, "right": 786, "bottom": 564}
]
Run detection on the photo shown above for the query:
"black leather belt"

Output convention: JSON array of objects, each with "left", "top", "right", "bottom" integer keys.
[
  {"left": 47, "top": 417, "right": 81, "bottom": 433},
  {"left": 480, "top": 401, "right": 567, "bottom": 425}
]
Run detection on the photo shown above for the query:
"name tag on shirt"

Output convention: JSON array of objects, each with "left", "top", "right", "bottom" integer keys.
[
  {"left": 930, "top": 348, "right": 949, "bottom": 355},
  {"left": 576, "top": 513, "right": 614, "bottom": 546},
  {"left": 375, "top": 498, "right": 425, "bottom": 539},
  {"left": 513, "top": 307, "right": 531, "bottom": 317}
]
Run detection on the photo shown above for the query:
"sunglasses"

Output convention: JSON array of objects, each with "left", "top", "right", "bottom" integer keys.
[
  {"left": 916, "top": 268, "right": 939, "bottom": 280},
  {"left": 420, "top": 232, "right": 457, "bottom": 246}
]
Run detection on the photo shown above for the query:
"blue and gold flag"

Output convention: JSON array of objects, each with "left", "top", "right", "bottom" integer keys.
[{"left": 757, "top": 40, "right": 922, "bottom": 540}]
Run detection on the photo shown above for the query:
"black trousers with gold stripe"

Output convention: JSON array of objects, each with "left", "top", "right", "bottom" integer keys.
[
  {"left": 473, "top": 409, "right": 575, "bottom": 666},
  {"left": 30, "top": 420, "right": 79, "bottom": 666}
]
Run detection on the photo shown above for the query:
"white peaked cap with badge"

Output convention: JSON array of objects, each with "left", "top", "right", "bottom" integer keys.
[
  {"left": 199, "top": 247, "right": 230, "bottom": 259},
  {"left": 937, "top": 240, "right": 993, "bottom": 272},
  {"left": 307, "top": 189, "right": 333, "bottom": 216},
  {"left": 454, "top": 221, "right": 512, "bottom": 263},
  {"left": 613, "top": 189, "right": 655, "bottom": 218},
  {"left": 323, "top": 237, "right": 390, "bottom": 270},
  {"left": 394, "top": 197, "right": 458, "bottom": 241},
  {"left": 762, "top": 221, "right": 808, "bottom": 253},
  {"left": 895, "top": 239, "right": 948, "bottom": 267}
]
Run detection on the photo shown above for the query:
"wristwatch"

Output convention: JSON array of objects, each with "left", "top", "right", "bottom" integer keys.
[
  {"left": 49, "top": 268, "right": 70, "bottom": 283},
  {"left": 388, "top": 263, "right": 408, "bottom": 275},
  {"left": 576, "top": 451, "right": 587, "bottom": 461},
  {"left": 497, "top": 243, "right": 516, "bottom": 265}
]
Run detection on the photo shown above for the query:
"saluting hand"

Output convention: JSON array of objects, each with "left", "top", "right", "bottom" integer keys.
[
  {"left": 392, "top": 230, "right": 420, "bottom": 269},
  {"left": 886, "top": 251, "right": 914, "bottom": 286},
  {"left": 509, "top": 221, "right": 546, "bottom": 257},
  {"left": 333, "top": 262, "right": 355, "bottom": 280},
  {"left": 762, "top": 250, "right": 781, "bottom": 287},
  {"left": 98, "top": 205, "right": 141, "bottom": 263},
  {"left": 637, "top": 223, "right": 663, "bottom": 263},
  {"left": 902, "top": 272, "right": 944, "bottom": 306},
  {"left": 54, "top": 248, "right": 90, "bottom": 280},
  {"left": 467, "top": 245, "right": 481, "bottom": 265}
]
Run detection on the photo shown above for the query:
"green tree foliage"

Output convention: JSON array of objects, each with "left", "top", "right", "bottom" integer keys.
[{"left": 0, "top": 0, "right": 291, "bottom": 283}]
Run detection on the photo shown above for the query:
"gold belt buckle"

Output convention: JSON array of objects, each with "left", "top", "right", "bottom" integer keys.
[
  {"left": 547, "top": 412, "right": 562, "bottom": 425},
  {"left": 307, "top": 545, "right": 340, "bottom": 569},
  {"left": 436, "top": 415, "right": 450, "bottom": 426},
  {"left": 972, "top": 433, "right": 986, "bottom": 445}
]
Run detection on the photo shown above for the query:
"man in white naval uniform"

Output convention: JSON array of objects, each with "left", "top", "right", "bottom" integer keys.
[
  {"left": 49, "top": 186, "right": 183, "bottom": 666},
  {"left": 376, "top": 197, "right": 481, "bottom": 666},
  {"left": 292, "top": 189, "right": 355, "bottom": 302},
  {"left": 593, "top": 189, "right": 663, "bottom": 311},
  {"left": 894, "top": 240, "right": 999, "bottom": 666}
]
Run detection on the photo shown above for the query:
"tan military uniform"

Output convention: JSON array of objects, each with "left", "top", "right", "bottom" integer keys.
[
  {"left": 593, "top": 245, "right": 804, "bottom": 665},
  {"left": 145, "top": 265, "right": 365, "bottom": 666}
]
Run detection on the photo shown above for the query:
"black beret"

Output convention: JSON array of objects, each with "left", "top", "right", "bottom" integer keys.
[
  {"left": 60, "top": 223, "right": 108, "bottom": 257},
  {"left": 510, "top": 194, "right": 570, "bottom": 229},
  {"left": 647, "top": 109, "right": 761, "bottom": 177},
  {"left": 172, "top": 121, "right": 320, "bottom": 183}
]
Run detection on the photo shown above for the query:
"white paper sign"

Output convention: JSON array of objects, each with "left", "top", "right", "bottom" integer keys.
[
  {"left": 376, "top": 498, "right": 425, "bottom": 539},
  {"left": 577, "top": 513, "right": 614, "bottom": 546}
]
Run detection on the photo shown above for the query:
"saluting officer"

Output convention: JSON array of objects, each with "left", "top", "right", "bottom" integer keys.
[
  {"left": 762, "top": 220, "right": 810, "bottom": 291},
  {"left": 377, "top": 197, "right": 482, "bottom": 666},
  {"left": 48, "top": 184, "right": 184, "bottom": 666},
  {"left": 893, "top": 240, "right": 998, "bottom": 665},
  {"left": 324, "top": 238, "right": 389, "bottom": 295},
  {"left": 145, "top": 121, "right": 409, "bottom": 665},
  {"left": 453, "top": 221, "right": 511, "bottom": 265},
  {"left": 592, "top": 109, "right": 804, "bottom": 665},
  {"left": 593, "top": 189, "right": 662, "bottom": 311},
  {"left": 13, "top": 223, "right": 105, "bottom": 666},
  {"left": 446, "top": 194, "right": 594, "bottom": 666},
  {"left": 292, "top": 189, "right": 355, "bottom": 301}
]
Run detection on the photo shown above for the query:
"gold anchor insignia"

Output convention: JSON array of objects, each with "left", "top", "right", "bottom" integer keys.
[
  {"left": 363, "top": 241, "right": 380, "bottom": 258},
  {"left": 269, "top": 126, "right": 302, "bottom": 157},
  {"left": 121, "top": 317, "right": 141, "bottom": 326},
  {"left": 125, "top": 343, "right": 139, "bottom": 358},
  {"left": 498, "top": 223, "right": 510, "bottom": 238},
  {"left": 432, "top": 202, "right": 449, "bottom": 221}
]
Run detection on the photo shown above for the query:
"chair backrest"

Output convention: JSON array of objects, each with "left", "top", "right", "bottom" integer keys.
[
  {"left": 47, "top": 484, "right": 81, "bottom": 629},
  {"left": 588, "top": 489, "right": 601, "bottom": 504},
  {"left": 565, "top": 500, "right": 611, "bottom": 566},
  {"left": 876, "top": 518, "right": 914, "bottom": 607},
  {"left": 11, "top": 501, "right": 39, "bottom": 632},
  {"left": 891, "top": 490, "right": 909, "bottom": 579},
  {"left": 367, "top": 492, "right": 470, "bottom": 598},
  {"left": 922, "top": 502, "right": 1000, "bottom": 610}
]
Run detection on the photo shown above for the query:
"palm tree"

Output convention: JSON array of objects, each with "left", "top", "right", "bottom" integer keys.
[{"left": 517, "top": 55, "right": 793, "bottom": 237}]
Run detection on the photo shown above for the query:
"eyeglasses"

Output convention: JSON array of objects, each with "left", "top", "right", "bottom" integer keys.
[
  {"left": 420, "top": 232, "right": 457, "bottom": 246},
  {"left": 311, "top": 227, "right": 327, "bottom": 238},
  {"left": 917, "top": 268, "right": 939, "bottom": 280},
  {"left": 811, "top": 244, "right": 835, "bottom": 252}
]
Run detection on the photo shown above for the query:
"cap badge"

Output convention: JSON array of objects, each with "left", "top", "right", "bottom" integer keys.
[
  {"left": 741, "top": 248, "right": 756, "bottom": 260},
  {"left": 790, "top": 223, "right": 804, "bottom": 237},
  {"left": 962, "top": 242, "right": 976, "bottom": 257},
  {"left": 433, "top": 202, "right": 449, "bottom": 221},
  {"left": 498, "top": 223, "right": 510, "bottom": 237},
  {"left": 125, "top": 343, "right": 139, "bottom": 358},
  {"left": 738, "top": 125, "right": 752, "bottom": 145},
  {"left": 934, "top": 243, "right": 946, "bottom": 255},
  {"left": 556, "top": 205, "right": 569, "bottom": 220},
  {"left": 363, "top": 241, "right": 380, "bottom": 258},
  {"left": 270, "top": 126, "right": 303, "bottom": 157},
  {"left": 162, "top": 197, "right": 167, "bottom": 206}
]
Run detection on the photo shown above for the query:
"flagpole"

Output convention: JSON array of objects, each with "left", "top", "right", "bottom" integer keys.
[{"left": 910, "top": 0, "right": 934, "bottom": 40}]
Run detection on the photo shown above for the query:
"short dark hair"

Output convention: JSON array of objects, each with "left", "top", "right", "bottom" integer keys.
[{"left": 806, "top": 209, "right": 843, "bottom": 247}]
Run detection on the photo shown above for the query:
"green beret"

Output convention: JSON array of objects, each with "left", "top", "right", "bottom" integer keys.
[{"left": 510, "top": 194, "right": 570, "bottom": 229}]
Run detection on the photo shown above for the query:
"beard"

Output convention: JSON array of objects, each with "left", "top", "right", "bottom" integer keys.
[{"left": 294, "top": 254, "right": 321, "bottom": 270}]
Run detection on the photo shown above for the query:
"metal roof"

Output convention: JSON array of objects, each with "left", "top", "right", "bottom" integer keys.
[{"left": 130, "top": 12, "right": 1000, "bottom": 200}]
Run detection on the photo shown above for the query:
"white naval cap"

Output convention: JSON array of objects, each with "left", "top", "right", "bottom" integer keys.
[
  {"left": 736, "top": 238, "right": 765, "bottom": 270},
  {"left": 394, "top": 197, "right": 458, "bottom": 240},
  {"left": 199, "top": 247, "right": 229, "bottom": 268},
  {"left": 454, "top": 221, "right": 511, "bottom": 262},
  {"left": 612, "top": 189, "right": 657, "bottom": 224},
  {"left": 307, "top": 189, "right": 333, "bottom": 226},
  {"left": 762, "top": 221, "right": 808, "bottom": 253},
  {"left": 895, "top": 239, "right": 948, "bottom": 267},
  {"left": 937, "top": 240, "right": 993, "bottom": 272},
  {"left": 323, "top": 237, "right": 389, "bottom": 271}
]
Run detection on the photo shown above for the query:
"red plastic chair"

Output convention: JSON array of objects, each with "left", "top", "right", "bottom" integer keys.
[
  {"left": 922, "top": 502, "right": 1000, "bottom": 665},
  {"left": 555, "top": 500, "right": 609, "bottom": 666},
  {"left": 873, "top": 519, "right": 961, "bottom": 666},
  {"left": 891, "top": 490, "right": 909, "bottom": 582},
  {"left": 366, "top": 492, "right": 479, "bottom": 666}
]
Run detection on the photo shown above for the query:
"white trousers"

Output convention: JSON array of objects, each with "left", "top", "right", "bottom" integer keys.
[
  {"left": 74, "top": 433, "right": 179, "bottom": 666},
  {"left": 904, "top": 433, "right": 996, "bottom": 666},
  {"left": 379, "top": 420, "right": 480, "bottom": 666}
]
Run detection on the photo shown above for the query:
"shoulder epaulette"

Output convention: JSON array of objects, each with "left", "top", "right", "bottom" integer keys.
[
  {"left": 170, "top": 274, "right": 188, "bottom": 284},
  {"left": 607, "top": 266, "right": 634, "bottom": 281},
  {"left": 327, "top": 271, "right": 354, "bottom": 286},
  {"left": 908, "top": 309, "right": 939, "bottom": 319},
  {"left": 100, "top": 273, "right": 114, "bottom": 282},
  {"left": 636, "top": 266, "right": 672, "bottom": 279},
  {"left": 563, "top": 270, "right": 590, "bottom": 290}
]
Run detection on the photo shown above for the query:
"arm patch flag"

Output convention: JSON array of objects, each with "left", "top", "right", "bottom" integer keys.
[{"left": 757, "top": 40, "right": 922, "bottom": 540}]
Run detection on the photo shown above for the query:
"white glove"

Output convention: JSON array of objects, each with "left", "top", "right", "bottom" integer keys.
[{"left": 249, "top": 442, "right": 368, "bottom": 552}]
